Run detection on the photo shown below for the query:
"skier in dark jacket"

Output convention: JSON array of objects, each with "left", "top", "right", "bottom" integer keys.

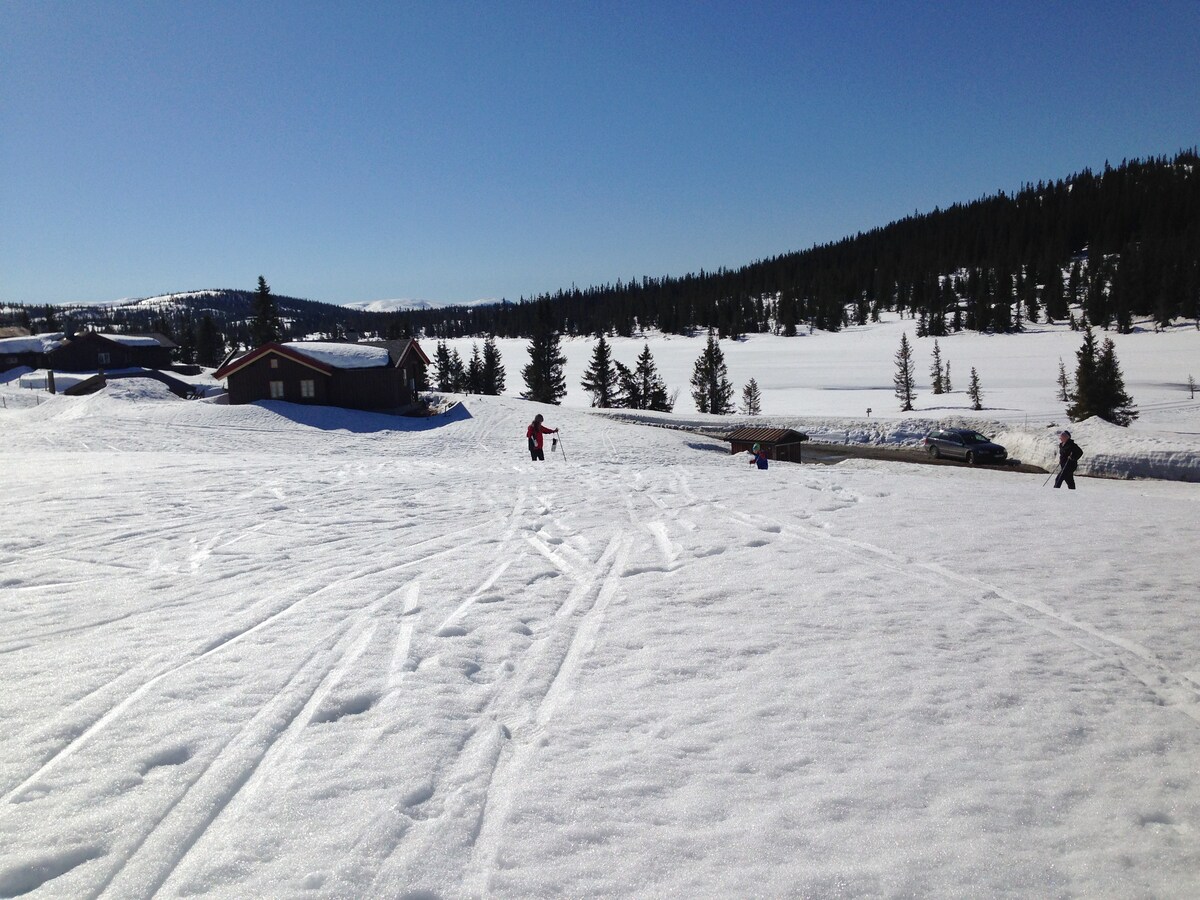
[
  {"left": 526, "top": 413, "right": 557, "bottom": 462},
  {"left": 1054, "top": 430, "right": 1083, "bottom": 489}
]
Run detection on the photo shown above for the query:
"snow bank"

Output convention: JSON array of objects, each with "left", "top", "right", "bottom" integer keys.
[
  {"left": 284, "top": 341, "right": 390, "bottom": 369},
  {"left": 602, "top": 409, "right": 1200, "bottom": 482}
]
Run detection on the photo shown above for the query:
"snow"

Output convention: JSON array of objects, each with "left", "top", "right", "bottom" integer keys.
[
  {"left": 283, "top": 341, "right": 392, "bottom": 369},
  {"left": 442, "top": 315, "right": 1200, "bottom": 481},
  {"left": 94, "top": 333, "right": 165, "bottom": 347},
  {"left": 0, "top": 333, "right": 65, "bottom": 355},
  {"left": 0, "top": 380, "right": 1198, "bottom": 897}
]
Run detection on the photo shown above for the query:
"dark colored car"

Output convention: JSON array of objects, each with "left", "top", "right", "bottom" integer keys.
[{"left": 923, "top": 428, "right": 1008, "bottom": 465}]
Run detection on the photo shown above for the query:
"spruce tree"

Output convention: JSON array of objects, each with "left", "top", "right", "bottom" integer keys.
[
  {"left": 635, "top": 344, "right": 673, "bottom": 411},
  {"left": 195, "top": 314, "right": 225, "bottom": 367},
  {"left": 1187, "top": 374, "right": 1196, "bottom": 399},
  {"left": 580, "top": 336, "right": 618, "bottom": 408},
  {"left": 1056, "top": 358, "right": 1071, "bottom": 402},
  {"left": 250, "top": 275, "right": 282, "bottom": 346},
  {"left": 690, "top": 330, "right": 735, "bottom": 414},
  {"left": 448, "top": 348, "right": 466, "bottom": 392},
  {"left": 482, "top": 336, "right": 505, "bottom": 395},
  {"left": 741, "top": 378, "right": 762, "bottom": 415},
  {"left": 466, "top": 343, "right": 484, "bottom": 394},
  {"left": 434, "top": 341, "right": 454, "bottom": 391},
  {"left": 521, "top": 330, "right": 567, "bottom": 404},
  {"left": 944, "top": 360, "right": 953, "bottom": 392},
  {"left": 967, "top": 367, "right": 984, "bottom": 411},
  {"left": 893, "top": 332, "right": 916, "bottom": 412},
  {"left": 930, "top": 339, "right": 945, "bottom": 394},
  {"left": 1093, "top": 337, "right": 1138, "bottom": 426},
  {"left": 1066, "top": 326, "right": 1101, "bottom": 422}
]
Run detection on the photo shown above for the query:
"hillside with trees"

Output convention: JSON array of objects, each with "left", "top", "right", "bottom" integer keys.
[{"left": 4, "top": 151, "right": 1197, "bottom": 359}]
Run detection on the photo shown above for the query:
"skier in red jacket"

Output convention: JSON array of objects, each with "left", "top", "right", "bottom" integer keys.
[{"left": 526, "top": 414, "right": 558, "bottom": 461}]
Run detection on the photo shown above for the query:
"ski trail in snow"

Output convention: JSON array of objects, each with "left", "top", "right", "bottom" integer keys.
[
  {"left": 466, "top": 534, "right": 632, "bottom": 894},
  {"left": 387, "top": 581, "right": 422, "bottom": 690},
  {"left": 365, "top": 534, "right": 627, "bottom": 894},
  {"left": 724, "top": 504, "right": 1200, "bottom": 725},
  {"left": 87, "top": 622, "right": 358, "bottom": 899},
  {"left": 0, "top": 519, "right": 500, "bottom": 804}
]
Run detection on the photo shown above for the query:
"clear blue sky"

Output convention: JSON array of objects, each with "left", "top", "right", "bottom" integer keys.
[{"left": 3, "top": 1, "right": 1198, "bottom": 307}]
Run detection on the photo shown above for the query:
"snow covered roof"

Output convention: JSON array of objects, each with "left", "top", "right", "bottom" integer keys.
[
  {"left": 90, "top": 333, "right": 167, "bottom": 348},
  {"left": 0, "top": 332, "right": 65, "bottom": 354},
  {"left": 282, "top": 341, "right": 391, "bottom": 369}
]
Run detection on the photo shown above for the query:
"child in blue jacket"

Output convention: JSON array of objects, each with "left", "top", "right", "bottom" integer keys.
[{"left": 748, "top": 442, "right": 769, "bottom": 470}]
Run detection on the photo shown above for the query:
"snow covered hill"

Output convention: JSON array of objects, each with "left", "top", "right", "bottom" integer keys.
[{"left": 1, "top": 386, "right": 1198, "bottom": 897}]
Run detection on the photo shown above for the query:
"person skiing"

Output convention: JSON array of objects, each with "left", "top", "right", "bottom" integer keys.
[
  {"left": 748, "top": 442, "right": 769, "bottom": 470},
  {"left": 1054, "top": 430, "right": 1083, "bottom": 489},
  {"left": 526, "top": 413, "right": 558, "bottom": 462}
]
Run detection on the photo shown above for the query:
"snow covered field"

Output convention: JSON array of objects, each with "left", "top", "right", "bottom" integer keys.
[{"left": 1, "top": 379, "right": 1199, "bottom": 897}]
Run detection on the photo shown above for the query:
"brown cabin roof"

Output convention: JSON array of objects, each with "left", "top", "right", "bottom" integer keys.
[{"left": 724, "top": 426, "right": 808, "bottom": 445}]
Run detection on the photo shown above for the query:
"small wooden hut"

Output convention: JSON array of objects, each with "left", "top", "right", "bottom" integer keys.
[{"left": 724, "top": 426, "right": 809, "bottom": 463}]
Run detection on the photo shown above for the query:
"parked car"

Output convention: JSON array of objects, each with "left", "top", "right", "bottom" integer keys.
[{"left": 923, "top": 428, "right": 1008, "bottom": 465}]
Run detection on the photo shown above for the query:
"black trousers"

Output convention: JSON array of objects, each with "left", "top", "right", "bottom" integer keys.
[
  {"left": 530, "top": 445, "right": 544, "bottom": 461},
  {"left": 1054, "top": 464, "right": 1076, "bottom": 489}
]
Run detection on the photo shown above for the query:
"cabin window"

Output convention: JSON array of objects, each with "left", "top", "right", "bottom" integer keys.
[
  {"left": 300, "top": 379, "right": 315, "bottom": 398},
  {"left": 270, "top": 358, "right": 279, "bottom": 368},
  {"left": 97, "top": 352, "right": 111, "bottom": 366},
  {"left": 269, "top": 380, "right": 284, "bottom": 399}
]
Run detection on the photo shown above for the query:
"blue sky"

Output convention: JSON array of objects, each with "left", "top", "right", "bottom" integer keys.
[{"left": 3, "top": 1, "right": 1198, "bottom": 307}]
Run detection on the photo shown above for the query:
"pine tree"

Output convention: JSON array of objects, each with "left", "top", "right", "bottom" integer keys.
[
  {"left": 448, "top": 348, "right": 466, "bottom": 392},
  {"left": 893, "top": 332, "right": 916, "bottom": 411},
  {"left": 944, "top": 360, "right": 953, "bottom": 392},
  {"left": 1187, "top": 374, "right": 1196, "bottom": 399},
  {"left": 1066, "top": 326, "right": 1102, "bottom": 422},
  {"left": 580, "top": 336, "right": 618, "bottom": 408},
  {"left": 43, "top": 305, "right": 60, "bottom": 333},
  {"left": 466, "top": 343, "right": 484, "bottom": 394},
  {"left": 250, "top": 276, "right": 282, "bottom": 346},
  {"left": 434, "top": 341, "right": 454, "bottom": 391},
  {"left": 690, "top": 330, "right": 735, "bottom": 414},
  {"left": 635, "top": 344, "right": 673, "bottom": 412},
  {"left": 741, "top": 378, "right": 762, "bottom": 415},
  {"left": 521, "top": 330, "right": 567, "bottom": 404},
  {"left": 195, "top": 314, "right": 225, "bottom": 367},
  {"left": 930, "top": 339, "right": 945, "bottom": 394},
  {"left": 967, "top": 367, "right": 984, "bottom": 411},
  {"left": 1056, "top": 358, "right": 1071, "bottom": 402},
  {"left": 1092, "top": 337, "right": 1138, "bottom": 426},
  {"left": 481, "top": 336, "right": 505, "bottom": 395}
]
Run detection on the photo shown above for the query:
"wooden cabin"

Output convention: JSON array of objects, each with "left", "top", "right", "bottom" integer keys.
[
  {"left": 724, "top": 426, "right": 809, "bottom": 462},
  {"left": 214, "top": 339, "right": 429, "bottom": 410}
]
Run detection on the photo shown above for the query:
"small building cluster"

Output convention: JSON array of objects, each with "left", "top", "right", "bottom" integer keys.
[{"left": 0, "top": 331, "right": 176, "bottom": 373}]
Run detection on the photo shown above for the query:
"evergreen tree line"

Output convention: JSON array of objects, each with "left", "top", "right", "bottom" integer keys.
[{"left": 402, "top": 151, "right": 1200, "bottom": 340}]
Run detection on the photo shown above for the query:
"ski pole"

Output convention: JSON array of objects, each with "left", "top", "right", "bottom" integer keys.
[
  {"left": 1043, "top": 465, "right": 1060, "bottom": 487},
  {"left": 556, "top": 432, "right": 567, "bottom": 461}
]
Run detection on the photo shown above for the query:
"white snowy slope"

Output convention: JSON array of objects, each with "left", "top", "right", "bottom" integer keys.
[{"left": 0, "top": 385, "right": 1198, "bottom": 898}]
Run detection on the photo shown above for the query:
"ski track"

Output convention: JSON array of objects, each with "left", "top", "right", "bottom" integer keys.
[
  {"left": 87, "top": 623, "right": 356, "bottom": 899},
  {"left": 0, "top": 515, "right": 502, "bottom": 804},
  {"left": 719, "top": 504, "right": 1200, "bottom": 725},
  {"left": 364, "top": 534, "right": 629, "bottom": 894}
]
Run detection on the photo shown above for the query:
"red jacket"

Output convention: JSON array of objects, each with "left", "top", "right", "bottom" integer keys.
[{"left": 526, "top": 423, "right": 555, "bottom": 449}]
